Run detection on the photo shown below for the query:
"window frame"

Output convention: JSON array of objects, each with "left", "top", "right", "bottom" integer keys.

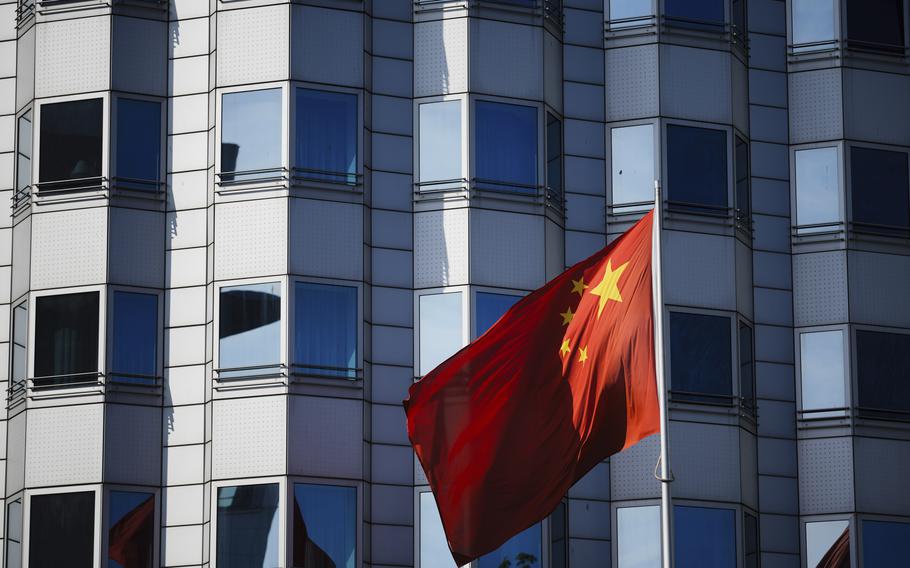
[
  {"left": 106, "top": 286, "right": 163, "bottom": 388},
  {"left": 5, "top": 492, "right": 23, "bottom": 568},
  {"left": 414, "top": 95, "right": 469, "bottom": 193},
  {"left": 101, "top": 485, "right": 159, "bottom": 568},
  {"left": 844, "top": 141, "right": 910, "bottom": 237},
  {"left": 666, "top": 306, "right": 739, "bottom": 407},
  {"left": 22, "top": 485, "right": 102, "bottom": 568},
  {"left": 607, "top": 119, "right": 660, "bottom": 215},
  {"left": 737, "top": 318, "right": 756, "bottom": 415},
  {"left": 211, "top": 476, "right": 288, "bottom": 568},
  {"left": 662, "top": 119, "right": 734, "bottom": 217},
  {"left": 9, "top": 299, "right": 28, "bottom": 404},
  {"left": 14, "top": 106, "right": 34, "bottom": 210},
  {"left": 790, "top": 142, "right": 845, "bottom": 235},
  {"left": 110, "top": 93, "right": 166, "bottom": 194},
  {"left": 795, "top": 325, "right": 851, "bottom": 420},
  {"left": 414, "top": 287, "right": 470, "bottom": 379},
  {"left": 288, "top": 477, "right": 362, "bottom": 568}
]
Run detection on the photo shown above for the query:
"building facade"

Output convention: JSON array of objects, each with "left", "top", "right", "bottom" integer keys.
[{"left": 0, "top": 0, "right": 908, "bottom": 566}]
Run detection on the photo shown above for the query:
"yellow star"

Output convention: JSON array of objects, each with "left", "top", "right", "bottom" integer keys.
[
  {"left": 570, "top": 277, "right": 588, "bottom": 296},
  {"left": 559, "top": 338, "right": 571, "bottom": 358},
  {"left": 589, "top": 259, "right": 630, "bottom": 318},
  {"left": 560, "top": 306, "right": 575, "bottom": 326},
  {"left": 578, "top": 346, "right": 588, "bottom": 363}
]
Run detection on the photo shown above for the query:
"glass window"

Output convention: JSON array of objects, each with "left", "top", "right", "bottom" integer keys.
[
  {"left": 419, "top": 100, "right": 462, "bottom": 189},
  {"left": 420, "top": 492, "right": 462, "bottom": 568},
  {"left": 667, "top": 125, "right": 727, "bottom": 212},
  {"left": 850, "top": 147, "right": 910, "bottom": 234},
  {"left": 475, "top": 101, "right": 537, "bottom": 194},
  {"left": 292, "top": 484, "right": 356, "bottom": 568},
  {"left": 294, "top": 282, "right": 357, "bottom": 378},
  {"left": 744, "top": 512, "right": 758, "bottom": 568},
  {"left": 419, "top": 292, "right": 463, "bottom": 376},
  {"left": 34, "top": 292, "right": 99, "bottom": 387},
  {"left": 111, "top": 292, "right": 158, "bottom": 385},
  {"left": 108, "top": 491, "right": 154, "bottom": 568},
  {"left": 29, "top": 491, "right": 95, "bottom": 568},
  {"left": 546, "top": 113, "right": 562, "bottom": 200},
  {"left": 221, "top": 89, "right": 282, "bottom": 182},
  {"left": 795, "top": 147, "right": 840, "bottom": 230},
  {"left": 39, "top": 98, "right": 103, "bottom": 190},
  {"left": 17, "top": 110, "right": 32, "bottom": 194},
  {"left": 475, "top": 292, "right": 521, "bottom": 338},
  {"left": 664, "top": 0, "right": 725, "bottom": 28},
  {"left": 115, "top": 98, "right": 161, "bottom": 190},
  {"left": 6, "top": 498, "right": 22, "bottom": 568},
  {"left": 12, "top": 302, "right": 27, "bottom": 394},
  {"left": 856, "top": 330, "right": 910, "bottom": 416},
  {"left": 610, "top": 0, "right": 652, "bottom": 27},
  {"left": 674, "top": 506, "right": 735, "bottom": 568},
  {"left": 806, "top": 520, "right": 849, "bottom": 568},
  {"left": 739, "top": 322, "right": 755, "bottom": 412},
  {"left": 799, "top": 330, "right": 846, "bottom": 415},
  {"left": 478, "top": 524, "right": 541, "bottom": 568},
  {"left": 734, "top": 137, "right": 750, "bottom": 220},
  {"left": 617, "top": 505, "right": 661, "bottom": 568},
  {"left": 792, "top": 0, "right": 837, "bottom": 48},
  {"left": 550, "top": 502, "right": 567, "bottom": 568},
  {"left": 862, "top": 520, "right": 910, "bottom": 567},
  {"left": 295, "top": 88, "right": 357, "bottom": 184},
  {"left": 670, "top": 312, "right": 732, "bottom": 402},
  {"left": 612, "top": 124, "right": 655, "bottom": 209},
  {"left": 217, "top": 484, "right": 279, "bottom": 568},
  {"left": 846, "top": 0, "right": 905, "bottom": 52},
  {"left": 218, "top": 282, "right": 281, "bottom": 378}
]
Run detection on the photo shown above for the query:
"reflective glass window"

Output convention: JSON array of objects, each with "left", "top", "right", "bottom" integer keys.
[
  {"left": 617, "top": 505, "right": 661, "bottom": 568},
  {"left": 610, "top": 0, "right": 652, "bottom": 27},
  {"left": 664, "top": 0, "right": 725, "bottom": 28},
  {"left": 674, "top": 506, "right": 735, "bottom": 568},
  {"left": 217, "top": 484, "right": 280, "bottom": 568},
  {"left": 744, "top": 513, "right": 758, "bottom": 568},
  {"left": 795, "top": 147, "right": 840, "bottom": 230},
  {"left": 550, "top": 502, "right": 567, "bottom": 568},
  {"left": 293, "top": 484, "right": 356, "bottom": 568},
  {"left": 806, "top": 520, "right": 849, "bottom": 568},
  {"left": 17, "top": 110, "right": 32, "bottom": 193},
  {"left": 34, "top": 292, "right": 99, "bottom": 387},
  {"left": 12, "top": 302, "right": 26, "bottom": 394},
  {"left": 294, "top": 282, "right": 357, "bottom": 378},
  {"left": 419, "top": 100, "right": 462, "bottom": 189},
  {"left": 792, "top": 0, "right": 837, "bottom": 48},
  {"left": 115, "top": 98, "right": 161, "bottom": 190},
  {"left": 295, "top": 88, "right": 357, "bottom": 184},
  {"left": 739, "top": 322, "right": 755, "bottom": 412},
  {"left": 218, "top": 282, "right": 281, "bottom": 377},
  {"left": 546, "top": 113, "right": 562, "bottom": 200},
  {"left": 478, "top": 524, "right": 542, "bottom": 568},
  {"left": 735, "top": 137, "right": 750, "bottom": 220},
  {"left": 39, "top": 99, "right": 103, "bottom": 189},
  {"left": 862, "top": 520, "right": 910, "bottom": 567},
  {"left": 6, "top": 498, "right": 21, "bottom": 568},
  {"left": 475, "top": 101, "right": 537, "bottom": 193},
  {"left": 475, "top": 292, "right": 520, "bottom": 338},
  {"left": 29, "top": 491, "right": 95, "bottom": 568},
  {"left": 420, "top": 492, "right": 462, "bottom": 568},
  {"left": 799, "top": 331, "right": 846, "bottom": 414},
  {"left": 850, "top": 147, "right": 910, "bottom": 234},
  {"left": 612, "top": 125, "right": 654, "bottom": 208},
  {"left": 419, "top": 292, "right": 463, "bottom": 376},
  {"left": 111, "top": 292, "right": 158, "bottom": 385},
  {"left": 221, "top": 89, "right": 282, "bottom": 182},
  {"left": 667, "top": 125, "right": 727, "bottom": 212},
  {"left": 846, "top": 0, "right": 905, "bottom": 52},
  {"left": 108, "top": 491, "right": 155, "bottom": 568},
  {"left": 670, "top": 312, "right": 732, "bottom": 402},
  {"left": 856, "top": 330, "right": 910, "bottom": 415}
]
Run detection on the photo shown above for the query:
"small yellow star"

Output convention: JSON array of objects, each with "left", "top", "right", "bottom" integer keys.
[
  {"left": 578, "top": 346, "right": 588, "bottom": 364},
  {"left": 560, "top": 306, "right": 575, "bottom": 325},
  {"left": 559, "top": 338, "right": 571, "bottom": 358},
  {"left": 571, "top": 277, "right": 588, "bottom": 296},
  {"left": 589, "top": 259, "right": 630, "bottom": 318}
]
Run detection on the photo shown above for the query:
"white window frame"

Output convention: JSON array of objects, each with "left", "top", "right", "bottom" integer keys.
[
  {"left": 414, "top": 95, "right": 469, "bottom": 192},
  {"left": 106, "top": 285, "right": 164, "bottom": 387},
  {"left": 110, "top": 92, "right": 167, "bottom": 193},
  {"left": 22, "top": 484, "right": 102, "bottom": 568},
  {"left": 211, "top": 476, "right": 287, "bottom": 568}
]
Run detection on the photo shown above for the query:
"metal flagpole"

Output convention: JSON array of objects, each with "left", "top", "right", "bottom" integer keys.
[{"left": 652, "top": 179, "right": 674, "bottom": 568}]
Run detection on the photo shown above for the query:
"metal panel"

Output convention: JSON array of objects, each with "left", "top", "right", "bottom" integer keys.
[
  {"left": 663, "top": 230, "right": 736, "bottom": 310},
  {"left": 291, "top": 5, "right": 363, "bottom": 87},
  {"left": 564, "top": 45, "right": 604, "bottom": 85},
  {"left": 112, "top": 17, "right": 166, "bottom": 96},
  {"left": 168, "top": 170, "right": 209, "bottom": 210},
  {"left": 218, "top": 4, "right": 289, "bottom": 86},
  {"left": 564, "top": 82, "right": 605, "bottom": 122},
  {"left": 6, "top": 412, "right": 24, "bottom": 494},
  {"left": 760, "top": 514, "right": 799, "bottom": 555},
  {"left": 163, "top": 443, "right": 204, "bottom": 486},
  {"left": 660, "top": 45, "right": 732, "bottom": 124},
  {"left": 105, "top": 404, "right": 161, "bottom": 485},
  {"left": 544, "top": 30, "right": 563, "bottom": 113},
  {"left": 844, "top": 69, "right": 910, "bottom": 146},
  {"left": 164, "top": 484, "right": 204, "bottom": 527},
  {"left": 289, "top": 395, "right": 363, "bottom": 478},
  {"left": 414, "top": 208, "right": 468, "bottom": 288},
  {"left": 471, "top": 209, "right": 545, "bottom": 290},
  {"left": 793, "top": 251, "right": 848, "bottom": 326},
  {"left": 289, "top": 198, "right": 363, "bottom": 280},
  {"left": 568, "top": 461, "right": 610, "bottom": 500},
  {"left": 169, "top": 55, "right": 209, "bottom": 97},
  {"left": 31, "top": 208, "right": 107, "bottom": 289},
  {"left": 732, "top": 58, "right": 749, "bottom": 135},
  {"left": 797, "top": 437, "right": 854, "bottom": 514},
  {"left": 854, "top": 437, "right": 910, "bottom": 515},
  {"left": 373, "top": 524, "right": 413, "bottom": 566},
  {"left": 109, "top": 208, "right": 165, "bottom": 287},
  {"left": 414, "top": 18, "right": 468, "bottom": 97},
  {"left": 372, "top": 247, "right": 412, "bottom": 289},
  {"left": 16, "top": 28, "right": 35, "bottom": 111},
  {"left": 165, "top": 404, "right": 204, "bottom": 447},
  {"left": 373, "top": 132, "right": 412, "bottom": 174},
  {"left": 569, "top": 499, "right": 611, "bottom": 540},
  {"left": 741, "top": 431, "right": 759, "bottom": 510},
  {"left": 565, "top": 193, "right": 605, "bottom": 233},
  {"left": 670, "top": 422, "right": 740, "bottom": 502},
  {"left": 759, "top": 475, "right": 798, "bottom": 515},
  {"left": 605, "top": 45, "right": 658, "bottom": 121},
  {"left": 166, "top": 247, "right": 207, "bottom": 288},
  {"left": 169, "top": 17, "right": 209, "bottom": 59},
  {"left": 848, "top": 251, "right": 910, "bottom": 327},
  {"left": 162, "top": 524, "right": 203, "bottom": 567},
  {"left": 372, "top": 443, "right": 412, "bottom": 485},
  {"left": 789, "top": 69, "right": 843, "bottom": 144},
  {"left": 758, "top": 437, "right": 797, "bottom": 477},
  {"left": 168, "top": 131, "right": 208, "bottom": 173},
  {"left": 564, "top": 119, "right": 604, "bottom": 159},
  {"left": 35, "top": 16, "right": 110, "bottom": 98},
  {"left": 372, "top": 484, "right": 412, "bottom": 525},
  {"left": 165, "top": 325, "right": 206, "bottom": 367},
  {"left": 570, "top": 538, "right": 612, "bottom": 568},
  {"left": 564, "top": 156, "right": 606, "bottom": 196},
  {"left": 374, "top": 56, "right": 413, "bottom": 98},
  {"left": 215, "top": 198, "right": 287, "bottom": 280},
  {"left": 373, "top": 19, "right": 411, "bottom": 60},
  {"left": 26, "top": 404, "right": 104, "bottom": 487},
  {"left": 610, "top": 433, "right": 660, "bottom": 500},
  {"left": 167, "top": 208, "right": 207, "bottom": 251},
  {"left": 736, "top": 239, "right": 754, "bottom": 320},
  {"left": 471, "top": 19, "right": 542, "bottom": 100},
  {"left": 12, "top": 216, "right": 30, "bottom": 300},
  {"left": 169, "top": 94, "right": 208, "bottom": 135},
  {"left": 545, "top": 217, "right": 564, "bottom": 280},
  {"left": 213, "top": 396, "right": 286, "bottom": 479},
  {"left": 372, "top": 324, "right": 413, "bottom": 367},
  {"left": 754, "top": 288, "right": 792, "bottom": 326}
]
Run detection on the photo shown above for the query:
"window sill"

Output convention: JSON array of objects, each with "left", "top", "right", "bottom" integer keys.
[
  {"left": 788, "top": 41, "right": 910, "bottom": 72},
  {"left": 792, "top": 223, "right": 910, "bottom": 255}
]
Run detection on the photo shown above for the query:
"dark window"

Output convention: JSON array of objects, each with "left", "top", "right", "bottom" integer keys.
[
  {"left": 478, "top": 524, "right": 541, "bottom": 568},
  {"left": 667, "top": 125, "right": 728, "bottom": 213},
  {"left": 115, "top": 98, "right": 161, "bottom": 191},
  {"left": 664, "top": 0, "right": 725, "bottom": 29},
  {"left": 670, "top": 312, "right": 732, "bottom": 403},
  {"left": 218, "top": 282, "right": 281, "bottom": 378},
  {"left": 856, "top": 330, "right": 910, "bottom": 416},
  {"left": 846, "top": 0, "right": 905, "bottom": 52},
  {"left": 739, "top": 322, "right": 755, "bottom": 412},
  {"left": 11, "top": 302, "right": 27, "bottom": 395},
  {"left": 108, "top": 491, "right": 155, "bottom": 568},
  {"left": 475, "top": 292, "right": 521, "bottom": 338},
  {"left": 294, "top": 282, "right": 358, "bottom": 379},
  {"left": 6, "top": 499, "right": 22, "bottom": 568},
  {"left": 546, "top": 113, "right": 562, "bottom": 202},
  {"left": 34, "top": 292, "right": 99, "bottom": 387},
  {"left": 550, "top": 502, "right": 568, "bottom": 568},
  {"left": 111, "top": 292, "right": 158, "bottom": 385},
  {"left": 475, "top": 101, "right": 537, "bottom": 194},
  {"left": 295, "top": 88, "right": 358, "bottom": 184},
  {"left": 734, "top": 136, "right": 750, "bottom": 222},
  {"left": 292, "top": 484, "right": 357, "bottom": 568},
  {"left": 674, "top": 506, "right": 735, "bottom": 568},
  {"left": 744, "top": 512, "right": 759, "bottom": 568},
  {"left": 731, "top": 0, "right": 746, "bottom": 36},
  {"left": 850, "top": 147, "right": 910, "bottom": 235},
  {"left": 216, "top": 484, "right": 279, "bottom": 568},
  {"left": 863, "top": 520, "right": 910, "bottom": 567},
  {"left": 220, "top": 89, "right": 282, "bottom": 183},
  {"left": 39, "top": 99, "right": 103, "bottom": 191},
  {"left": 30, "top": 492, "right": 95, "bottom": 568}
]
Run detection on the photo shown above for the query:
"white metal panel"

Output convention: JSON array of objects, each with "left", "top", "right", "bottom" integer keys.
[
  {"left": 289, "top": 198, "right": 363, "bottom": 280},
  {"left": 848, "top": 251, "right": 910, "bottom": 327},
  {"left": 605, "top": 44, "right": 658, "bottom": 121},
  {"left": 163, "top": 443, "right": 205, "bottom": 485},
  {"left": 610, "top": 433, "right": 660, "bottom": 500},
  {"left": 169, "top": 131, "right": 208, "bottom": 173},
  {"left": 0, "top": 41, "right": 14, "bottom": 82},
  {"left": 166, "top": 286, "right": 207, "bottom": 328},
  {"left": 112, "top": 17, "right": 167, "bottom": 96},
  {"left": 0, "top": 4, "right": 14, "bottom": 40},
  {"left": 162, "top": 524, "right": 203, "bottom": 566},
  {"left": 12, "top": 217, "right": 30, "bottom": 300},
  {"left": 471, "top": 209, "right": 545, "bottom": 290},
  {"left": 167, "top": 208, "right": 207, "bottom": 250},
  {"left": 169, "top": 94, "right": 209, "bottom": 135},
  {"left": 165, "top": 404, "right": 205, "bottom": 447},
  {"left": 109, "top": 208, "right": 165, "bottom": 287},
  {"left": 164, "top": 484, "right": 204, "bottom": 527},
  {"left": 213, "top": 396, "right": 286, "bottom": 479},
  {"left": 414, "top": 18, "right": 468, "bottom": 97},
  {"left": 5, "top": 412, "right": 24, "bottom": 495},
  {"left": 169, "top": 17, "right": 209, "bottom": 59},
  {"left": 660, "top": 45, "right": 732, "bottom": 124},
  {"left": 0, "top": 153, "right": 11, "bottom": 191},
  {"left": 288, "top": 395, "right": 363, "bottom": 478},
  {"left": 793, "top": 251, "right": 847, "bottom": 327},
  {"left": 414, "top": 208, "right": 469, "bottom": 288},
  {"left": 105, "top": 404, "right": 161, "bottom": 485},
  {"left": 31, "top": 208, "right": 107, "bottom": 289},
  {"left": 215, "top": 198, "right": 287, "bottom": 280},
  {"left": 169, "top": 53, "right": 209, "bottom": 98},
  {"left": 844, "top": 69, "right": 910, "bottom": 146},
  {"left": 0, "top": 78, "right": 14, "bottom": 116},
  {"left": 789, "top": 69, "right": 843, "bottom": 144},
  {"left": 470, "top": 19, "right": 542, "bottom": 100},
  {"left": 663, "top": 230, "right": 737, "bottom": 310},
  {"left": 291, "top": 5, "right": 363, "bottom": 87},
  {"left": 15, "top": 27, "right": 35, "bottom": 110},
  {"left": 167, "top": 170, "right": 209, "bottom": 210},
  {"left": 798, "top": 437, "right": 854, "bottom": 514},
  {"left": 164, "top": 364, "right": 207, "bottom": 407},
  {"left": 0, "top": 116, "right": 13, "bottom": 153},
  {"left": 165, "top": 324, "right": 206, "bottom": 367},
  {"left": 35, "top": 16, "right": 110, "bottom": 98},
  {"left": 545, "top": 217, "right": 565, "bottom": 279},
  {"left": 166, "top": 247, "right": 207, "bottom": 288},
  {"left": 218, "top": 4, "right": 289, "bottom": 86},
  {"left": 544, "top": 31, "right": 563, "bottom": 113},
  {"left": 26, "top": 404, "right": 104, "bottom": 487}
]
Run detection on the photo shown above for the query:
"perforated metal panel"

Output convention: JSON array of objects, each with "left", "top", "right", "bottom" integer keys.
[
  {"left": 31, "top": 208, "right": 107, "bottom": 289},
  {"left": 605, "top": 45, "right": 658, "bottom": 121},
  {"left": 112, "top": 17, "right": 166, "bottom": 96},
  {"left": 663, "top": 231, "right": 736, "bottom": 310},
  {"left": 214, "top": 198, "right": 287, "bottom": 280},
  {"left": 291, "top": 5, "right": 363, "bottom": 87},
  {"left": 414, "top": 18, "right": 467, "bottom": 97},
  {"left": 288, "top": 395, "right": 363, "bottom": 478},
  {"left": 848, "top": 251, "right": 910, "bottom": 327},
  {"left": 670, "top": 422, "right": 740, "bottom": 502},
  {"left": 289, "top": 198, "right": 363, "bottom": 280},
  {"left": 660, "top": 45, "right": 732, "bottom": 123},
  {"left": 213, "top": 396, "right": 287, "bottom": 479},
  {"left": 789, "top": 69, "right": 843, "bottom": 144},
  {"left": 471, "top": 209, "right": 545, "bottom": 290},
  {"left": 414, "top": 208, "right": 468, "bottom": 288},
  {"left": 217, "top": 4, "right": 289, "bottom": 86},
  {"left": 798, "top": 437, "right": 854, "bottom": 514},
  {"left": 471, "top": 19, "right": 542, "bottom": 100},
  {"left": 844, "top": 69, "right": 910, "bottom": 146},
  {"left": 610, "top": 433, "right": 660, "bottom": 500},
  {"left": 109, "top": 208, "right": 165, "bottom": 287},
  {"left": 35, "top": 16, "right": 110, "bottom": 97},
  {"left": 854, "top": 437, "right": 910, "bottom": 515},
  {"left": 26, "top": 404, "right": 103, "bottom": 487},
  {"left": 105, "top": 404, "right": 161, "bottom": 485},
  {"left": 793, "top": 251, "right": 848, "bottom": 326}
]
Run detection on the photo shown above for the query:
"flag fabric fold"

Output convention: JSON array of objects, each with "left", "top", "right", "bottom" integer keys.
[{"left": 404, "top": 211, "right": 660, "bottom": 564}]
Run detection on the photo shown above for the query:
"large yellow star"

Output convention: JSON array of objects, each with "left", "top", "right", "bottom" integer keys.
[
  {"left": 570, "top": 277, "right": 588, "bottom": 296},
  {"left": 559, "top": 338, "right": 571, "bottom": 358},
  {"left": 589, "top": 259, "right": 630, "bottom": 318},
  {"left": 578, "top": 346, "right": 588, "bottom": 363},
  {"left": 560, "top": 306, "right": 575, "bottom": 326}
]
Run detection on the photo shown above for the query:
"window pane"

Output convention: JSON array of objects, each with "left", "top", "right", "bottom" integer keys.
[
  {"left": 295, "top": 88, "right": 357, "bottom": 184},
  {"left": 856, "top": 330, "right": 910, "bottom": 415},
  {"left": 294, "top": 282, "right": 357, "bottom": 378},
  {"left": 674, "top": 506, "right": 735, "bottom": 568},
  {"left": 12, "top": 302, "right": 27, "bottom": 390},
  {"left": 112, "top": 292, "right": 158, "bottom": 385},
  {"left": 475, "top": 292, "right": 520, "bottom": 338},
  {"left": 108, "top": 491, "right": 154, "bottom": 568},
  {"left": 546, "top": 113, "right": 562, "bottom": 200},
  {"left": 799, "top": 331, "right": 846, "bottom": 412},
  {"left": 863, "top": 520, "right": 910, "bottom": 566},
  {"left": 39, "top": 99, "right": 103, "bottom": 187},
  {"left": 850, "top": 146, "right": 910, "bottom": 232},
  {"left": 6, "top": 499, "right": 22, "bottom": 568},
  {"left": 846, "top": 0, "right": 905, "bottom": 50},
  {"left": 293, "top": 484, "right": 356, "bottom": 568},
  {"left": 792, "top": 0, "right": 836, "bottom": 46},
  {"left": 478, "top": 523, "right": 541, "bottom": 568},
  {"left": 806, "top": 520, "right": 849, "bottom": 568},
  {"left": 617, "top": 505, "right": 661, "bottom": 568},
  {"left": 612, "top": 125, "right": 654, "bottom": 208},
  {"left": 30, "top": 492, "right": 95, "bottom": 568},
  {"left": 420, "top": 492, "right": 461, "bottom": 568},
  {"left": 734, "top": 137, "right": 750, "bottom": 219},
  {"left": 221, "top": 89, "right": 282, "bottom": 181},
  {"left": 610, "top": 0, "right": 652, "bottom": 27},
  {"left": 219, "top": 282, "right": 281, "bottom": 377},
  {"left": 670, "top": 312, "right": 732, "bottom": 401},
  {"left": 116, "top": 98, "right": 161, "bottom": 189},
  {"left": 17, "top": 110, "right": 32, "bottom": 192},
  {"left": 35, "top": 292, "right": 99, "bottom": 386},
  {"left": 550, "top": 502, "right": 567, "bottom": 568},
  {"left": 739, "top": 322, "right": 755, "bottom": 411},
  {"left": 667, "top": 125, "right": 727, "bottom": 211},
  {"left": 795, "top": 147, "right": 840, "bottom": 229},
  {"left": 744, "top": 513, "right": 758, "bottom": 568},
  {"left": 664, "top": 0, "right": 725, "bottom": 27},
  {"left": 475, "top": 101, "right": 537, "bottom": 193},
  {"left": 216, "top": 484, "right": 279, "bottom": 568},
  {"left": 419, "top": 100, "right": 462, "bottom": 188},
  {"left": 419, "top": 292, "right": 463, "bottom": 376}
]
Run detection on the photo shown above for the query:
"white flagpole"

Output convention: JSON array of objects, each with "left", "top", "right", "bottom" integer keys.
[{"left": 652, "top": 180, "right": 674, "bottom": 568}]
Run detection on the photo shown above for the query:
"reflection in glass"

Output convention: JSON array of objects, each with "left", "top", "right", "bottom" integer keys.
[
  {"left": 850, "top": 147, "right": 910, "bottom": 233},
  {"left": 108, "top": 491, "right": 155, "bottom": 568},
  {"left": 112, "top": 292, "right": 158, "bottom": 385},
  {"left": 219, "top": 282, "right": 281, "bottom": 377},
  {"left": 739, "top": 323, "right": 755, "bottom": 412},
  {"left": 670, "top": 312, "right": 732, "bottom": 402},
  {"left": 792, "top": 0, "right": 836, "bottom": 48},
  {"left": 674, "top": 506, "right": 735, "bottom": 568},
  {"left": 846, "top": 0, "right": 905, "bottom": 51},
  {"left": 795, "top": 147, "right": 840, "bottom": 230},
  {"left": 667, "top": 125, "right": 727, "bottom": 212},
  {"left": 862, "top": 520, "right": 910, "bottom": 567},
  {"left": 664, "top": 0, "right": 724, "bottom": 28},
  {"left": 16, "top": 110, "right": 32, "bottom": 193},
  {"left": 806, "top": 520, "right": 849, "bottom": 568},
  {"left": 546, "top": 113, "right": 562, "bottom": 200},
  {"left": 734, "top": 137, "right": 750, "bottom": 220},
  {"left": 34, "top": 292, "right": 100, "bottom": 386},
  {"left": 217, "top": 484, "right": 279, "bottom": 568},
  {"left": 221, "top": 89, "right": 282, "bottom": 182},
  {"left": 294, "top": 282, "right": 357, "bottom": 378},
  {"left": 744, "top": 513, "right": 758, "bottom": 568},
  {"left": 12, "top": 302, "right": 26, "bottom": 394},
  {"left": 799, "top": 331, "right": 846, "bottom": 414},
  {"left": 475, "top": 292, "right": 520, "bottom": 338},
  {"left": 475, "top": 101, "right": 537, "bottom": 193},
  {"left": 419, "top": 292, "right": 463, "bottom": 376},
  {"left": 39, "top": 99, "right": 103, "bottom": 189},
  {"left": 30, "top": 491, "right": 95, "bottom": 568},
  {"left": 6, "top": 498, "right": 22, "bottom": 568},
  {"left": 295, "top": 88, "right": 357, "bottom": 184},
  {"left": 420, "top": 492, "right": 461, "bottom": 568},
  {"left": 612, "top": 125, "right": 654, "bottom": 208},
  {"left": 478, "top": 523, "right": 541, "bottom": 568},
  {"left": 419, "top": 101, "right": 462, "bottom": 189},
  {"left": 610, "top": 0, "right": 652, "bottom": 28},
  {"left": 550, "top": 502, "right": 567, "bottom": 568},
  {"left": 856, "top": 330, "right": 910, "bottom": 415},
  {"left": 115, "top": 98, "right": 161, "bottom": 190},
  {"left": 293, "top": 484, "right": 356, "bottom": 568},
  {"left": 617, "top": 505, "right": 661, "bottom": 568}
]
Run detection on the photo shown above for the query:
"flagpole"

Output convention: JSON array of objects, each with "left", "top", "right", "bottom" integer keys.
[{"left": 653, "top": 180, "right": 674, "bottom": 568}]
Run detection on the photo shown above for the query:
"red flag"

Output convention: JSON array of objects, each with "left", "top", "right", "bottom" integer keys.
[
  {"left": 108, "top": 496, "right": 154, "bottom": 568},
  {"left": 404, "top": 211, "right": 659, "bottom": 564}
]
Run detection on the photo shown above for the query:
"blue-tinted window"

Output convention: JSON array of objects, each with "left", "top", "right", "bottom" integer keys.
[
  {"left": 792, "top": 0, "right": 837, "bottom": 48},
  {"left": 674, "top": 506, "right": 735, "bottom": 568},
  {"left": 850, "top": 147, "right": 910, "bottom": 234},
  {"left": 612, "top": 124, "right": 655, "bottom": 209},
  {"left": 847, "top": 0, "right": 905, "bottom": 52},
  {"left": 807, "top": 520, "right": 849, "bottom": 567},
  {"left": 294, "top": 282, "right": 357, "bottom": 378},
  {"left": 115, "top": 98, "right": 161, "bottom": 190},
  {"left": 108, "top": 491, "right": 154, "bottom": 568},
  {"left": 670, "top": 312, "right": 732, "bottom": 402},
  {"left": 295, "top": 89, "right": 357, "bottom": 184},
  {"left": 795, "top": 147, "right": 840, "bottom": 230},
  {"left": 610, "top": 0, "right": 653, "bottom": 27},
  {"left": 293, "top": 484, "right": 356, "bottom": 568},
  {"left": 546, "top": 113, "right": 562, "bottom": 201},
  {"left": 111, "top": 292, "right": 158, "bottom": 385},
  {"left": 664, "top": 0, "right": 725, "bottom": 28},
  {"left": 863, "top": 520, "right": 910, "bottom": 566},
  {"left": 419, "top": 292, "right": 463, "bottom": 376},
  {"left": 550, "top": 502, "right": 567, "bottom": 568},
  {"left": 419, "top": 100, "right": 463, "bottom": 189},
  {"left": 478, "top": 523, "right": 542, "bottom": 568},
  {"left": 218, "top": 282, "right": 281, "bottom": 378},
  {"left": 667, "top": 125, "right": 728, "bottom": 212},
  {"left": 856, "top": 330, "right": 910, "bottom": 416},
  {"left": 221, "top": 89, "right": 282, "bottom": 182},
  {"left": 419, "top": 493, "right": 459, "bottom": 568},
  {"left": 34, "top": 292, "right": 99, "bottom": 387},
  {"left": 30, "top": 492, "right": 95, "bottom": 568},
  {"left": 475, "top": 292, "right": 521, "bottom": 338},
  {"left": 744, "top": 513, "right": 758, "bottom": 568},
  {"left": 39, "top": 99, "right": 103, "bottom": 190},
  {"left": 217, "top": 484, "right": 279, "bottom": 568},
  {"left": 475, "top": 101, "right": 537, "bottom": 193}
]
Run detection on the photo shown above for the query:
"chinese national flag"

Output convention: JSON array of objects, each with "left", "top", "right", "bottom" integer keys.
[{"left": 404, "top": 211, "right": 660, "bottom": 564}]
